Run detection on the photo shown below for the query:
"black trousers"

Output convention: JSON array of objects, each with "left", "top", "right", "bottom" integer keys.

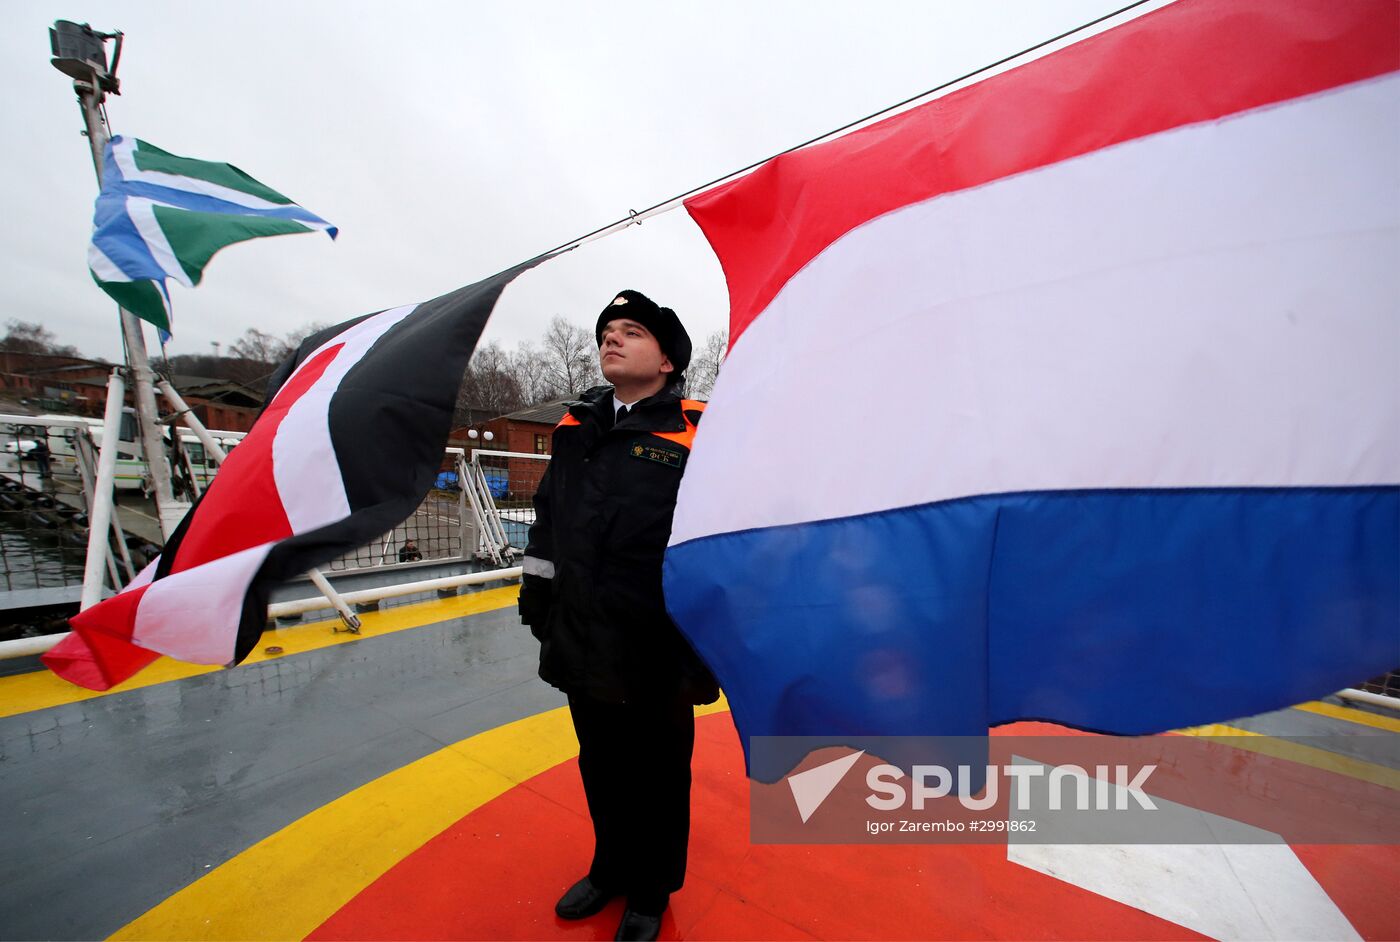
[{"left": 567, "top": 692, "right": 696, "bottom": 913}]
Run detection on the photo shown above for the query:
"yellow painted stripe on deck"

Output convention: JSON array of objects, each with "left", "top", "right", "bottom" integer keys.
[
  {"left": 0, "top": 586, "right": 520, "bottom": 719},
  {"left": 111, "top": 697, "right": 732, "bottom": 942},
  {"left": 1295, "top": 699, "right": 1400, "bottom": 734},
  {"left": 1178, "top": 722, "right": 1400, "bottom": 790},
  {"left": 106, "top": 700, "right": 1384, "bottom": 940}
]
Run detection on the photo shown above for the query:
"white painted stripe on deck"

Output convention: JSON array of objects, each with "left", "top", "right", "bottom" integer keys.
[{"left": 1007, "top": 769, "right": 1361, "bottom": 942}]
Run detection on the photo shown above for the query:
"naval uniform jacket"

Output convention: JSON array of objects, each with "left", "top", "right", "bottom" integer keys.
[{"left": 520, "top": 385, "right": 719, "bottom": 706}]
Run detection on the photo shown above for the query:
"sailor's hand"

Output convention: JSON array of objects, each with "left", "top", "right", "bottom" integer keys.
[{"left": 518, "top": 573, "right": 551, "bottom": 638}]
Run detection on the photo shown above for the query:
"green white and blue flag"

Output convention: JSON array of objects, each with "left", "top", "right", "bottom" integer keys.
[{"left": 87, "top": 136, "right": 336, "bottom": 334}]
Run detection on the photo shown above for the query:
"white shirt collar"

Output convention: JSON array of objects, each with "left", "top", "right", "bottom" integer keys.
[{"left": 611, "top": 393, "right": 640, "bottom": 417}]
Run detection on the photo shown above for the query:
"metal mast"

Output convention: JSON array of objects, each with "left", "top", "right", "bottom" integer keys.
[
  {"left": 50, "top": 21, "right": 180, "bottom": 540},
  {"left": 48, "top": 22, "right": 361, "bottom": 630}
]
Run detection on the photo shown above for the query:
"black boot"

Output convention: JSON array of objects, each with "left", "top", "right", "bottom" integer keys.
[
  {"left": 555, "top": 876, "right": 616, "bottom": 920},
  {"left": 614, "top": 908, "right": 663, "bottom": 942}
]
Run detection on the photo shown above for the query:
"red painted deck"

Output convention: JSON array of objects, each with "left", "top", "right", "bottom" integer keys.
[{"left": 309, "top": 712, "right": 1398, "bottom": 941}]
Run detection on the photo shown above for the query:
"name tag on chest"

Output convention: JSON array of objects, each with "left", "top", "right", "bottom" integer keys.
[{"left": 630, "top": 442, "right": 684, "bottom": 468}]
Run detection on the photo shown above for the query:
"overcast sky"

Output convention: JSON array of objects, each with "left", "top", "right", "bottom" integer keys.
[{"left": 5, "top": 0, "right": 1149, "bottom": 363}]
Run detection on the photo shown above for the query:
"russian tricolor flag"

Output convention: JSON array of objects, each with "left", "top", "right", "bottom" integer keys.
[{"left": 664, "top": 0, "right": 1399, "bottom": 772}]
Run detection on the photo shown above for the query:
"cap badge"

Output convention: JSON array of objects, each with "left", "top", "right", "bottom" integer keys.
[{"left": 611, "top": 296, "right": 628, "bottom": 305}]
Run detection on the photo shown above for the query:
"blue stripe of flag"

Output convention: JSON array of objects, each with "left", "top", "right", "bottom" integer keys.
[
  {"left": 117, "top": 180, "right": 337, "bottom": 233},
  {"left": 91, "top": 191, "right": 169, "bottom": 284}
]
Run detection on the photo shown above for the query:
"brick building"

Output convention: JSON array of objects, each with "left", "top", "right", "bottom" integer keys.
[
  {"left": 493, "top": 399, "right": 571, "bottom": 455},
  {"left": 0, "top": 351, "right": 266, "bottom": 433},
  {"left": 449, "top": 398, "right": 571, "bottom": 500},
  {"left": 0, "top": 352, "right": 116, "bottom": 414},
  {"left": 168, "top": 376, "right": 264, "bottom": 432}
]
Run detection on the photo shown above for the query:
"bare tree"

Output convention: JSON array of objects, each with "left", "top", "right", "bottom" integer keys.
[
  {"left": 456, "top": 341, "right": 525, "bottom": 421},
  {"left": 228, "top": 327, "right": 291, "bottom": 366},
  {"left": 155, "top": 350, "right": 272, "bottom": 386},
  {"left": 540, "top": 316, "right": 602, "bottom": 397},
  {"left": 509, "top": 341, "right": 554, "bottom": 406},
  {"left": 685, "top": 330, "right": 728, "bottom": 400},
  {"left": 283, "top": 321, "right": 332, "bottom": 353},
  {"left": 1, "top": 320, "right": 80, "bottom": 357}
]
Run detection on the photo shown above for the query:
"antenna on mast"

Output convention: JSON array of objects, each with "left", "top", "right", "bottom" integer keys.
[{"left": 49, "top": 21, "right": 122, "bottom": 94}]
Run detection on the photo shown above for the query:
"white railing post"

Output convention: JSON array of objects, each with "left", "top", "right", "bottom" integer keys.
[
  {"left": 72, "top": 430, "right": 122, "bottom": 588},
  {"left": 75, "top": 432, "right": 137, "bottom": 583},
  {"left": 79, "top": 370, "right": 127, "bottom": 611},
  {"left": 306, "top": 568, "right": 362, "bottom": 633},
  {"left": 461, "top": 452, "right": 502, "bottom": 566}
]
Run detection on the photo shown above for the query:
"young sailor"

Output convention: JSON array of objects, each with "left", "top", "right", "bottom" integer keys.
[{"left": 519, "top": 290, "right": 717, "bottom": 942}]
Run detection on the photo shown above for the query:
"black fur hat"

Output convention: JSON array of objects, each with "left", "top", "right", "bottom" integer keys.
[{"left": 595, "top": 289, "right": 692, "bottom": 376}]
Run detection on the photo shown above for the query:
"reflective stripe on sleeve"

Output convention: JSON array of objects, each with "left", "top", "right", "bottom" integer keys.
[{"left": 522, "top": 555, "right": 555, "bottom": 579}]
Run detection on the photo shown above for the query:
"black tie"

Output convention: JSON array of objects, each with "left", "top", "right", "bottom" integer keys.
[{"left": 616, "top": 405, "right": 629, "bottom": 424}]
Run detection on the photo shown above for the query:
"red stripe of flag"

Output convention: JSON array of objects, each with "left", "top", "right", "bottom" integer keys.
[
  {"left": 686, "top": 0, "right": 1400, "bottom": 347},
  {"left": 169, "top": 343, "right": 343, "bottom": 571},
  {"left": 43, "top": 343, "right": 345, "bottom": 689},
  {"left": 43, "top": 583, "right": 155, "bottom": 689}
]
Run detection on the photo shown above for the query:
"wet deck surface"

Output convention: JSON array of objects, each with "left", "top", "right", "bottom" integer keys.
[
  {"left": 1, "top": 588, "right": 561, "bottom": 940},
  {"left": 1, "top": 588, "right": 1396, "bottom": 941}
]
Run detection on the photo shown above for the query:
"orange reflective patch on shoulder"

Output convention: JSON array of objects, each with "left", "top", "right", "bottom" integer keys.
[
  {"left": 651, "top": 403, "right": 702, "bottom": 450},
  {"left": 650, "top": 427, "right": 696, "bottom": 450},
  {"left": 556, "top": 413, "right": 582, "bottom": 429},
  {"left": 681, "top": 400, "right": 706, "bottom": 428}
]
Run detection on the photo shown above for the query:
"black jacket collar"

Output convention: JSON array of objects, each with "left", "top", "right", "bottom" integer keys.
[{"left": 567, "top": 384, "right": 687, "bottom": 434}]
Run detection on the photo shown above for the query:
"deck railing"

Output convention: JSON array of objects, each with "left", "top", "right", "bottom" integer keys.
[{"left": 459, "top": 449, "right": 548, "bottom": 566}]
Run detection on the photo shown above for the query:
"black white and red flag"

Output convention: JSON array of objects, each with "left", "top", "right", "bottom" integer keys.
[{"left": 43, "top": 259, "right": 544, "bottom": 690}]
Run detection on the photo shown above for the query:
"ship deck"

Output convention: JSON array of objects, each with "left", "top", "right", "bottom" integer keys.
[{"left": 1, "top": 587, "right": 1395, "bottom": 941}]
